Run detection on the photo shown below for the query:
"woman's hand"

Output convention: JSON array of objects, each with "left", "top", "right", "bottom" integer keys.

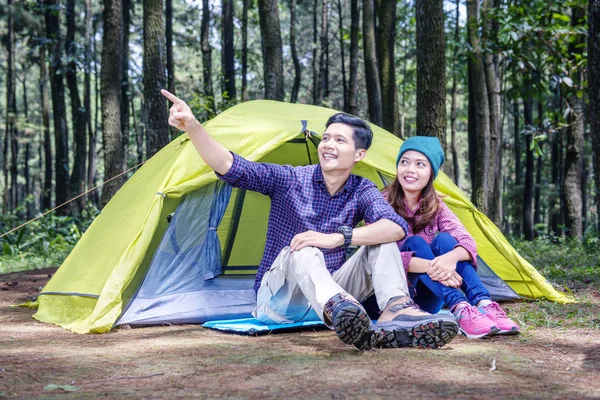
[
  {"left": 161, "top": 89, "right": 197, "bottom": 131},
  {"left": 427, "top": 252, "right": 459, "bottom": 282},
  {"left": 438, "top": 271, "right": 463, "bottom": 288}
]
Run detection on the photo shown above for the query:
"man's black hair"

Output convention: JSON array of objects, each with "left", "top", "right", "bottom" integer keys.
[{"left": 325, "top": 113, "right": 373, "bottom": 150}]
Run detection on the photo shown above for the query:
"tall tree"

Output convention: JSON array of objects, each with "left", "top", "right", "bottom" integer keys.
[
  {"left": 222, "top": 0, "right": 236, "bottom": 102},
  {"left": 590, "top": 0, "right": 600, "bottom": 234},
  {"left": 241, "top": 0, "right": 249, "bottom": 101},
  {"left": 100, "top": 0, "right": 124, "bottom": 207},
  {"left": 66, "top": 0, "right": 87, "bottom": 212},
  {"left": 319, "top": 0, "right": 329, "bottom": 102},
  {"left": 363, "top": 0, "right": 382, "bottom": 126},
  {"left": 378, "top": 0, "right": 400, "bottom": 136},
  {"left": 5, "top": 0, "right": 17, "bottom": 211},
  {"left": 563, "top": 5, "right": 586, "bottom": 239},
  {"left": 257, "top": 0, "right": 284, "bottom": 100},
  {"left": 512, "top": 98, "right": 522, "bottom": 236},
  {"left": 143, "top": 0, "right": 170, "bottom": 157},
  {"left": 467, "top": 0, "right": 490, "bottom": 213},
  {"left": 336, "top": 0, "right": 347, "bottom": 111},
  {"left": 483, "top": 0, "right": 502, "bottom": 226},
  {"left": 347, "top": 0, "right": 359, "bottom": 115},
  {"left": 522, "top": 91, "right": 534, "bottom": 240},
  {"left": 44, "top": 0, "right": 71, "bottom": 214},
  {"left": 122, "top": 0, "right": 132, "bottom": 170},
  {"left": 289, "top": 0, "right": 301, "bottom": 103},
  {"left": 40, "top": 43, "right": 52, "bottom": 210},
  {"left": 312, "top": 0, "right": 320, "bottom": 104},
  {"left": 166, "top": 0, "right": 174, "bottom": 94},
  {"left": 449, "top": 0, "right": 460, "bottom": 185},
  {"left": 201, "top": 0, "right": 215, "bottom": 112}
]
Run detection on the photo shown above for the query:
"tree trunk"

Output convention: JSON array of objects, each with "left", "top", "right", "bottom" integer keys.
[
  {"left": 44, "top": 0, "right": 71, "bottom": 214},
  {"left": 201, "top": 0, "right": 215, "bottom": 113},
  {"left": 467, "top": 0, "right": 490, "bottom": 213},
  {"left": 5, "top": 0, "right": 17, "bottom": 212},
  {"left": 363, "top": 0, "right": 382, "bottom": 126},
  {"left": 312, "top": 0, "right": 320, "bottom": 105},
  {"left": 101, "top": 0, "right": 124, "bottom": 207},
  {"left": 549, "top": 114, "right": 562, "bottom": 235},
  {"left": 21, "top": 70, "right": 31, "bottom": 216},
  {"left": 89, "top": 7, "right": 100, "bottom": 206},
  {"left": 563, "top": 6, "right": 586, "bottom": 239},
  {"left": 122, "top": 0, "right": 131, "bottom": 170},
  {"left": 347, "top": 0, "right": 359, "bottom": 115},
  {"left": 590, "top": 0, "right": 600, "bottom": 235},
  {"left": 66, "top": 0, "right": 87, "bottom": 213},
  {"left": 523, "top": 92, "right": 534, "bottom": 240},
  {"left": 166, "top": 0, "right": 174, "bottom": 95},
  {"left": 222, "top": 0, "right": 236, "bottom": 101},
  {"left": 416, "top": 0, "right": 445, "bottom": 143},
  {"left": 483, "top": 0, "right": 502, "bottom": 226},
  {"left": 257, "top": 0, "right": 285, "bottom": 100},
  {"left": 337, "top": 0, "right": 347, "bottom": 111},
  {"left": 512, "top": 98, "right": 522, "bottom": 236},
  {"left": 241, "top": 0, "right": 249, "bottom": 101},
  {"left": 450, "top": 0, "right": 460, "bottom": 185},
  {"left": 289, "top": 0, "right": 301, "bottom": 103},
  {"left": 40, "top": 44, "right": 52, "bottom": 210},
  {"left": 534, "top": 101, "right": 543, "bottom": 228},
  {"left": 319, "top": 0, "right": 329, "bottom": 102},
  {"left": 378, "top": 0, "right": 399, "bottom": 136},
  {"left": 84, "top": 0, "right": 93, "bottom": 204},
  {"left": 143, "top": 0, "right": 170, "bottom": 157}
]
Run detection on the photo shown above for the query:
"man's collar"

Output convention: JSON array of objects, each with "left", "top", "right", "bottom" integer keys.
[{"left": 314, "top": 165, "right": 356, "bottom": 195}]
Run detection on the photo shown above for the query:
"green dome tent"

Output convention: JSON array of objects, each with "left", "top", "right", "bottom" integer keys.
[{"left": 30, "top": 101, "right": 570, "bottom": 334}]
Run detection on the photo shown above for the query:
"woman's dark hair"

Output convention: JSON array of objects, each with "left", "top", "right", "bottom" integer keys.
[
  {"left": 326, "top": 113, "right": 373, "bottom": 150},
  {"left": 384, "top": 174, "right": 439, "bottom": 233}
]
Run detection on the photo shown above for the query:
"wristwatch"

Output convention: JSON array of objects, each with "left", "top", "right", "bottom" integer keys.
[{"left": 337, "top": 226, "right": 353, "bottom": 248}]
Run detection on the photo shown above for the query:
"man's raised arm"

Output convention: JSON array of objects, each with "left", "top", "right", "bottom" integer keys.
[{"left": 161, "top": 89, "right": 233, "bottom": 175}]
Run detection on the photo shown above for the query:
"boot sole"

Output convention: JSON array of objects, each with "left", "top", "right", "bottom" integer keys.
[
  {"left": 459, "top": 325, "right": 500, "bottom": 339},
  {"left": 379, "top": 319, "right": 459, "bottom": 349},
  {"left": 333, "top": 304, "right": 382, "bottom": 351}
]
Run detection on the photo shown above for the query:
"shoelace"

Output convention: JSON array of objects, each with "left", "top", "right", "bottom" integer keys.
[
  {"left": 481, "top": 302, "right": 506, "bottom": 318},
  {"left": 458, "top": 305, "right": 487, "bottom": 322}
]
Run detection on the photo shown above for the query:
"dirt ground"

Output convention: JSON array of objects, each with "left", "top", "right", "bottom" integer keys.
[{"left": 1, "top": 268, "right": 599, "bottom": 399}]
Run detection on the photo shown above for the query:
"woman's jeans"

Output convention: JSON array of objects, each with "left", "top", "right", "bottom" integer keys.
[{"left": 402, "top": 233, "right": 491, "bottom": 313}]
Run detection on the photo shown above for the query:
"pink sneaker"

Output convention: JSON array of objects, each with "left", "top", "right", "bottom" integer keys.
[
  {"left": 454, "top": 304, "right": 499, "bottom": 339},
  {"left": 479, "top": 302, "right": 520, "bottom": 335}
]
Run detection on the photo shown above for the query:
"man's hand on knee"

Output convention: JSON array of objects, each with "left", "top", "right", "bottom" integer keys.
[{"left": 290, "top": 230, "right": 344, "bottom": 252}]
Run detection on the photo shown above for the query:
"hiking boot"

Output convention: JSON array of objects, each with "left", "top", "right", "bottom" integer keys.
[
  {"left": 325, "top": 293, "right": 382, "bottom": 351},
  {"left": 375, "top": 296, "right": 459, "bottom": 349},
  {"left": 454, "top": 303, "right": 499, "bottom": 339},
  {"left": 479, "top": 301, "right": 520, "bottom": 335}
]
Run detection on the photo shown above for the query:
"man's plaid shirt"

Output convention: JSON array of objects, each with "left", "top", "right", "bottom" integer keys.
[{"left": 217, "top": 153, "right": 409, "bottom": 292}]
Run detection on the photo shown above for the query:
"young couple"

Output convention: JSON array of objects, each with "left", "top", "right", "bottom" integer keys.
[{"left": 162, "top": 89, "right": 519, "bottom": 350}]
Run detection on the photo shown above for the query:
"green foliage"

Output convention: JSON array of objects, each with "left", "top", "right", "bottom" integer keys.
[
  {"left": 0, "top": 203, "right": 99, "bottom": 274},
  {"left": 511, "top": 236, "right": 600, "bottom": 290}
]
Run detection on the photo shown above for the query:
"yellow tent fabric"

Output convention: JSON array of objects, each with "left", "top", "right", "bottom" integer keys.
[{"left": 32, "top": 100, "right": 570, "bottom": 334}]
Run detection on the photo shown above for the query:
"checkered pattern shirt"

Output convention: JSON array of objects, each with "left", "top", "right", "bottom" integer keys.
[{"left": 217, "top": 153, "right": 409, "bottom": 292}]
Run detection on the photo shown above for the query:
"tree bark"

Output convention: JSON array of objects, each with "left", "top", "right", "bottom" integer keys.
[
  {"left": 84, "top": 0, "right": 93, "bottom": 204},
  {"left": 101, "top": 0, "right": 124, "bottom": 207},
  {"left": 523, "top": 92, "right": 534, "bottom": 240},
  {"left": 467, "top": 0, "right": 490, "bottom": 213},
  {"left": 44, "top": 0, "right": 71, "bottom": 214},
  {"left": 363, "top": 0, "right": 382, "bottom": 126},
  {"left": 347, "top": 0, "right": 359, "bottom": 115},
  {"left": 378, "top": 0, "right": 399, "bottom": 136},
  {"left": 5, "top": 0, "right": 17, "bottom": 212},
  {"left": 319, "top": 0, "right": 329, "bottom": 102},
  {"left": 512, "top": 98, "right": 522, "bottom": 236},
  {"left": 589, "top": 0, "right": 600, "bottom": 235},
  {"left": 416, "top": 0, "right": 445, "bottom": 143},
  {"left": 563, "top": 6, "right": 586, "bottom": 239},
  {"left": 122, "top": 0, "right": 131, "bottom": 170},
  {"left": 241, "top": 0, "right": 249, "bottom": 101},
  {"left": 534, "top": 101, "right": 543, "bottom": 228},
  {"left": 289, "top": 0, "right": 301, "bottom": 103},
  {"left": 143, "top": 0, "right": 170, "bottom": 157},
  {"left": 312, "top": 0, "right": 320, "bottom": 104},
  {"left": 66, "top": 0, "right": 87, "bottom": 212},
  {"left": 257, "top": 0, "right": 285, "bottom": 100},
  {"left": 40, "top": 44, "right": 52, "bottom": 210},
  {"left": 222, "top": 0, "right": 236, "bottom": 101},
  {"left": 337, "top": 0, "right": 347, "bottom": 111},
  {"left": 482, "top": 0, "right": 502, "bottom": 226},
  {"left": 450, "top": 0, "right": 460, "bottom": 185},
  {"left": 201, "top": 0, "right": 215, "bottom": 113},
  {"left": 166, "top": 0, "right": 174, "bottom": 95}
]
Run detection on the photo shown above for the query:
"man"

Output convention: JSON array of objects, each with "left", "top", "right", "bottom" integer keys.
[{"left": 162, "top": 89, "right": 458, "bottom": 350}]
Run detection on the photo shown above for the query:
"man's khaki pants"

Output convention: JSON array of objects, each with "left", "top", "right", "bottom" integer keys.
[{"left": 253, "top": 243, "right": 410, "bottom": 327}]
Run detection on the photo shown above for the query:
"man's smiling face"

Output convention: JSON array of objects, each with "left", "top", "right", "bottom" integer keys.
[{"left": 318, "top": 123, "right": 366, "bottom": 173}]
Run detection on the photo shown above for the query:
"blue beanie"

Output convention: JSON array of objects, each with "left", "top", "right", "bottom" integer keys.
[{"left": 396, "top": 136, "right": 445, "bottom": 178}]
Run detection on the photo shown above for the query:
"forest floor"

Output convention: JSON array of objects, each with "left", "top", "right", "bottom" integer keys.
[{"left": 1, "top": 267, "right": 599, "bottom": 399}]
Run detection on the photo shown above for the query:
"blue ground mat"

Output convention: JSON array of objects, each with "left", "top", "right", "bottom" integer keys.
[{"left": 202, "top": 317, "right": 325, "bottom": 335}]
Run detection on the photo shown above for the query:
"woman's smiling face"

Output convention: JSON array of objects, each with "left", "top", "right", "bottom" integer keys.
[{"left": 396, "top": 150, "right": 432, "bottom": 194}]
